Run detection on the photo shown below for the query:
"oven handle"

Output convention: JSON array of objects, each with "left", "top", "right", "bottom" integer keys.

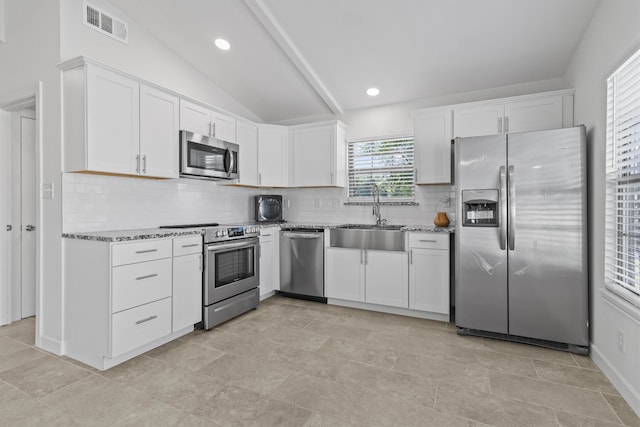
[{"left": 206, "top": 240, "right": 258, "bottom": 252}]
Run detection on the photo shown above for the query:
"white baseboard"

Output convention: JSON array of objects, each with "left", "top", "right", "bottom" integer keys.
[
  {"left": 591, "top": 343, "right": 640, "bottom": 418},
  {"left": 38, "top": 334, "right": 62, "bottom": 355},
  {"left": 327, "top": 298, "right": 450, "bottom": 323}
]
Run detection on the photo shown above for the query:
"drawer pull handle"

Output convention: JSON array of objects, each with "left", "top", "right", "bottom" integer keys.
[
  {"left": 135, "top": 315, "right": 158, "bottom": 325},
  {"left": 181, "top": 243, "right": 199, "bottom": 248},
  {"left": 135, "top": 249, "right": 158, "bottom": 254},
  {"left": 135, "top": 273, "right": 158, "bottom": 281},
  {"left": 419, "top": 239, "right": 437, "bottom": 243}
]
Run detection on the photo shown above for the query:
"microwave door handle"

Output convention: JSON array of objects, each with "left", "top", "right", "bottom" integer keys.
[{"left": 224, "top": 148, "right": 234, "bottom": 177}]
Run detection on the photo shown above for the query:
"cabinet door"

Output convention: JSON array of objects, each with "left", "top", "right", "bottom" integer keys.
[
  {"left": 86, "top": 65, "right": 139, "bottom": 175},
  {"left": 236, "top": 120, "right": 259, "bottom": 186},
  {"left": 291, "top": 125, "right": 333, "bottom": 187},
  {"left": 504, "top": 95, "right": 563, "bottom": 134},
  {"left": 413, "top": 109, "right": 452, "bottom": 184},
  {"left": 172, "top": 253, "right": 202, "bottom": 332},
  {"left": 259, "top": 233, "right": 275, "bottom": 297},
  {"left": 365, "top": 250, "right": 408, "bottom": 308},
  {"left": 140, "top": 85, "right": 179, "bottom": 178},
  {"left": 179, "top": 99, "right": 211, "bottom": 136},
  {"left": 326, "top": 247, "right": 365, "bottom": 302},
  {"left": 409, "top": 248, "right": 449, "bottom": 314},
  {"left": 258, "top": 125, "right": 289, "bottom": 187},
  {"left": 212, "top": 111, "right": 236, "bottom": 143},
  {"left": 453, "top": 104, "right": 504, "bottom": 137}
]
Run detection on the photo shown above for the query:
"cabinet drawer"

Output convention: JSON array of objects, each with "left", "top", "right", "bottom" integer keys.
[
  {"left": 408, "top": 233, "right": 449, "bottom": 249},
  {"left": 173, "top": 235, "right": 202, "bottom": 256},
  {"left": 112, "top": 258, "right": 172, "bottom": 313},
  {"left": 112, "top": 239, "right": 172, "bottom": 266},
  {"left": 111, "top": 297, "right": 171, "bottom": 357}
]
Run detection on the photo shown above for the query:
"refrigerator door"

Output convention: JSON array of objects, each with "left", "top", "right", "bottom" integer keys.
[
  {"left": 455, "top": 135, "right": 509, "bottom": 334},
  {"left": 506, "top": 127, "right": 588, "bottom": 346}
]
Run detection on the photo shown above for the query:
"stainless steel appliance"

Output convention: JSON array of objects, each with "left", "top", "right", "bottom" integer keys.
[
  {"left": 203, "top": 225, "right": 260, "bottom": 329},
  {"left": 180, "top": 130, "right": 239, "bottom": 180},
  {"left": 280, "top": 228, "right": 326, "bottom": 302},
  {"left": 455, "top": 126, "right": 588, "bottom": 354},
  {"left": 255, "top": 195, "right": 284, "bottom": 223}
]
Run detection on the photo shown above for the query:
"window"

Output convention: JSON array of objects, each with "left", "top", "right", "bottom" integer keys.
[
  {"left": 347, "top": 136, "right": 415, "bottom": 201},
  {"left": 605, "top": 47, "right": 640, "bottom": 304}
]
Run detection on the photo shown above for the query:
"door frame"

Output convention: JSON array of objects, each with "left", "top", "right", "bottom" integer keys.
[{"left": 0, "top": 83, "right": 43, "bottom": 347}]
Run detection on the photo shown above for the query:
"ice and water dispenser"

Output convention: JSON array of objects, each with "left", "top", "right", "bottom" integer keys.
[{"left": 461, "top": 189, "right": 499, "bottom": 227}]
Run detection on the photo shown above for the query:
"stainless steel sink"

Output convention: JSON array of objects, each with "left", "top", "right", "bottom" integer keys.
[
  {"left": 330, "top": 225, "right": 405, "bottom": 251},
  {"left": 340, "top": 224, "right": 404, "bottom": 231}
]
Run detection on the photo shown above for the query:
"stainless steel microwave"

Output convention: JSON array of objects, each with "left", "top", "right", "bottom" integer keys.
[{"left": 180, "top": 130, "right": 239, "bottom": 180}]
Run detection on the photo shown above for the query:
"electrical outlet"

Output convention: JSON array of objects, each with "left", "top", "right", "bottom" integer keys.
[
  {"left": 286, "top": 199, "right": 290, "bottom": 208},
  {"left": 617, "top": 330, "right": 625, "bottom": 353}
]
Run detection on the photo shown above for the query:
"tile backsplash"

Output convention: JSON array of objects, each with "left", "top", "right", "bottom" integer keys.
[{"left": 63, "top": 173, "right": 455, "bottom": 232}]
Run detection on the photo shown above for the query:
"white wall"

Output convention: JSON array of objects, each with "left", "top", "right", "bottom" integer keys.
[
  {"left": 282, "top": 186, "right": 454, "bottom": 227},
  {"left": 565, "top": 0, "right": 640, "bottom": 416},
  {"left": 59, "top": 0, "right": 261, "bottom": 122},
  {"left": 0, "top": 0, "right": 63, "bottom": 352}
]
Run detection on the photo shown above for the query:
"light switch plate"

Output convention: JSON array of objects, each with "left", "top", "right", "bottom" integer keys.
[{"left": 42, "top": 182, "right": 54, "bottom": 199}]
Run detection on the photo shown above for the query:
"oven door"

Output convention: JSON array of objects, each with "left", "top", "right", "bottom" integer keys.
[
  {"left": 205, "top": 238, "right": 259, "bottom": 305},
  {"left": 180, "top": 131, "right": 239, "bottom": 180}
]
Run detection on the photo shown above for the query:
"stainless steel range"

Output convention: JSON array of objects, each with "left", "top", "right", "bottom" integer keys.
[{"left": 160, "top": 223, "right": 260, "bottom": 330}]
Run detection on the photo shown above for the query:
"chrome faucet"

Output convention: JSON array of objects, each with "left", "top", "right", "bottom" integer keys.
[{"left": 372, "top": 183, "right": 387, "bottom": 227}]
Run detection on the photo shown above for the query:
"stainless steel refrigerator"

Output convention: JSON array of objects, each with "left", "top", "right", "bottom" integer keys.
[{"left": 454, "top": 126, "right": 588, "bottom": 354}]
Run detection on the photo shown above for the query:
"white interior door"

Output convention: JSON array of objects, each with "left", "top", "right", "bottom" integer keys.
[
  {"left": 0, "top": 111, "right": 11, "bottom": 325},
  {"left": 11, "top": 110, "right": 36, "bottom": 319}
]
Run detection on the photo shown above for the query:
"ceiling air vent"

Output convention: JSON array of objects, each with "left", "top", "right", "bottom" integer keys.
[{"left": 83, "top": 2, "right": 128, "bottom": 44}]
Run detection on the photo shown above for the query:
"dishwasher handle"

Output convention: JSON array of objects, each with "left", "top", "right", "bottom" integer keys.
[{"left": 282, "top": 232, "right": 323, "bottom": 239}]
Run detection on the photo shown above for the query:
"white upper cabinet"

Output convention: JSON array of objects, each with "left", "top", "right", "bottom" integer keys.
[
  {"left": 83, "top": 64, "right": 140, "bottom": 175},
  {"left": 257, "top": 124, "right": 289, "bottom": 187},
  {"left": 63, "top": 62, "right": 179, "bottom": 178},
  {"left": 413, "top": 89, "right": 573, "bottom": 184},
  {"left": 179, "top": 99, "right": 236, "bottom": 143},
  {"left": 453, "top": 91, "right": 571, "bottom": 138},
  {"left": 453, "top": 103, "right": 504, "bottom": 138},
  {"left": 235, "top": 120, "right": 259, "bottom": 186},
  {"left": 504, "top": 96, "right": 563, "bottom": 134},
  {"left": 290, "top": 121, "right": 346, "bottom": 187},
  {"left": 179, "top": 99, "right": 210, "bottom": 136},
  {"left": 412, "top": 108, "right": 452, "bottom": 184},
  {"left": 139, "top": 85, "right": 179, "bottom": 178}
]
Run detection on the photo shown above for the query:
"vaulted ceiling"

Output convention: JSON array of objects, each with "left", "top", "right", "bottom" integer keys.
[{"left": 110, "top": 0, "right": 600, "bottom": 123}]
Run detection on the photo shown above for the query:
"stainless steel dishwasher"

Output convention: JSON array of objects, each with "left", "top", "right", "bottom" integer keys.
[{"left": 279, "top": 228, "right": 326, "bottom": 303}]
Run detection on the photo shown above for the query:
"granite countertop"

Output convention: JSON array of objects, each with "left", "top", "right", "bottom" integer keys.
[
  {"left": 62, "top": 222, "right": 454, "bottom": 242},
  {"left": 62, "top": 228, "right": 203, "bottom": 242}
]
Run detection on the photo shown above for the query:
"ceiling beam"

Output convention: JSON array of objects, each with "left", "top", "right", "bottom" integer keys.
[{"left": 243, "top": 0, "right": 343, "bottom": 115}]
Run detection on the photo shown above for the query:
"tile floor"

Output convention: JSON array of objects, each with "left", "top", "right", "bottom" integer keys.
[{"left": 1, "top": 295, "right": 639, "bottom": 426}]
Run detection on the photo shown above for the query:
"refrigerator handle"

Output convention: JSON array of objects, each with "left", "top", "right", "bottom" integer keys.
[
  {"left": 508, "top": 165, "right": 516, "bottom": 250},
  {"left": 499, "top": 166, "right": 507, "bottom": 250}
]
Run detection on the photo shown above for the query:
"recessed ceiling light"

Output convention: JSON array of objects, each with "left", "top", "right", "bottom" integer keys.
[
  {"left": 214, "top": 38, "right": 231, "bottom": 50},
  {"left": 366, "top": 87, "right": 380, "bottom": 97}
]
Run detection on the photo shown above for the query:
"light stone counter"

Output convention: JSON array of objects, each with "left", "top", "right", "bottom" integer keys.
[{"left": 62, "top": 228, "right": 203, "bottom": 242}]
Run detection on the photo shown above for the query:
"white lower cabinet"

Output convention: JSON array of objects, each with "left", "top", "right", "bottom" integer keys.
[
  {"left": 408, "top": 233, "right": 450, "bottom": 315},
  {"left": 172, "top": 236, "right": 203, "bottom": 332},
  {"left": 64, "top": 234, "right": 203, "bottom": 370},
  {"left": 111, "top": 297, "right": 172, "bottom": 357},
  {"left": 326, "top": 247, "right": 407, "bottom": 308},
  {"left": 365, "top": 250, "right": 409, "bottom": 308},
  {"left": 326, "top": 248, "right": 365, "bottom": 302},
  {"left": 259, "top": 228, "right": 279, "bottom": 298}
]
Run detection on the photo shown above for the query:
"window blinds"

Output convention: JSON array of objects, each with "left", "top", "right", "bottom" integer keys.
[
  {"left": 605, "top": 47, "right": 640, "bottom": 300},
  {"left": 347, "top": 137, "right": 415, "bottom": 200}
]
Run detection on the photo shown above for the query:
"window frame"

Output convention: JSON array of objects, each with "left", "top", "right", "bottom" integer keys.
[
  {"left": 604, "top": 46, "right": 640, "bottom": 307},
  {"left": 346, "top": 134, "right": 416, "bottom": 204}
]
